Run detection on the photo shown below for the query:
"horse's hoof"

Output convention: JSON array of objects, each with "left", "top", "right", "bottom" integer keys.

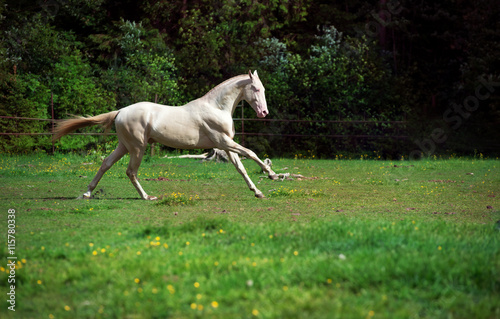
[
  {"left": 255, "top": 192, "right": 265, "bottom": 199},
  {"left": 146, "top": 195, "right": 158, "bottom": 201},
  {"left": 268, "top": 174, "right": 279, "bottom": 180}
]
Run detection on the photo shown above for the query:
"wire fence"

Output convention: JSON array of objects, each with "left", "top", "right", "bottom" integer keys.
[
  {"left": 233, "top": 103, "right": 409, "bottom": 149},
  {"left": 0, "top": 115, "right": 409, "bottom": 151},
  {"left": 1, "top": 98, "right": 410, "bottom": 156},
  {"left": 0, "top": 117, "right": 409, "bottom": 137}
]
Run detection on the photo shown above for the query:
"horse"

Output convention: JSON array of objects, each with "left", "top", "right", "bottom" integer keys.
[{"left": 53, "top": 70, "right": 278, "bottom": 200}]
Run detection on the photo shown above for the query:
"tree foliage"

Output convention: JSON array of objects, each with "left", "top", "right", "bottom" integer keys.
[{"left": 0, "top": 0, "right": 498, "bottom": 156}]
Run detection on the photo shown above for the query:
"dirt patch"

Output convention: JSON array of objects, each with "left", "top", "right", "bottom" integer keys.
[
  {"left": 145, "top": 177, "right": 190, "bottom": 182},
  {"left": 262, "top": 173, "right": 318, "bottom": 181},
  {"left": 386, "top": 165, "right": 415, "bottom": 168},
  {"left": 428, "top": 179, "right": 464, "bottom": 183}
]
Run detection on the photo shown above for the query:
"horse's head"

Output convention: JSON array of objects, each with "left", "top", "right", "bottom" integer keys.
[{"left": 243, "top": 70, "right": 268, "bottom": 118}]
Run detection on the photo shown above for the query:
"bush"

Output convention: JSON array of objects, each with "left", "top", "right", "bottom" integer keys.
[
  {"left": 0, "top": 72, "right": 51, "bottom": 153},
  {"left": 97, "top": 20, "right": 183, "bottom": 108},
  {"left": 247, "top": 27, "right": 409, "bottom": 158},
  {"left": 50, "top": 51, "right": 116, "bottom": 151}
]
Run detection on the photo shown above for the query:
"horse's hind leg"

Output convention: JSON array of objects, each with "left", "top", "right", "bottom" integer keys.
[
  {"left": 126, "top": 147, "right": 157, "bottom": 200},
  {"left": 83, "top": 142, "right": 128, "bottom": 198}
]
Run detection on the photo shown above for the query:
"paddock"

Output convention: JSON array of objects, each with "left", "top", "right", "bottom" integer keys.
[{"left": 1, "top": 153, "right": 498, "bottom": 318}]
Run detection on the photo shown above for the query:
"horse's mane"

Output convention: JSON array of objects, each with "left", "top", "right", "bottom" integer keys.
[{"left": 203, "top": 74, "right": 250, "bottom": 98}]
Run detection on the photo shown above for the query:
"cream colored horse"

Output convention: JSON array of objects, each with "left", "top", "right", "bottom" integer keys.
[{"left": 53, "top": 71, "right": 277, "bottom": 200}]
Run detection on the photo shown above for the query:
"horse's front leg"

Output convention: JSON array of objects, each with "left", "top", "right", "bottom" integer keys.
[
  {"left": 225, "top": 151, "right": 265, "bottom": 198},
  {"left": 217, "top": 136, "right": 277, "bottom": 180}
]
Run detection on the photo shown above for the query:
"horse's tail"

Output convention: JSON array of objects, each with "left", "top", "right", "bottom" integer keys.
[{"left": 52, "top": 110, "right": 120, "bottom": 141}]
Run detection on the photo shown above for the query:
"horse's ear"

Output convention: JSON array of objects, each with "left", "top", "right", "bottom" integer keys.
[
  {"left": 248, "top": 70, "right": 253, "bottom": 80},
  {"left": 253, "top": 70, "right": 259, "bottom": 78}
]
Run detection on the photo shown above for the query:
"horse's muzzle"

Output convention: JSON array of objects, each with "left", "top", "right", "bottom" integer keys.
[{"left": 257, "top": 109, "right": 268, "bottom": 118}]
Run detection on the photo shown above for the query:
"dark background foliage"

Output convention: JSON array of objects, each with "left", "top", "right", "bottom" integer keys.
[{"left": 1, "top": 0, "right": 498, "bottom": 157}]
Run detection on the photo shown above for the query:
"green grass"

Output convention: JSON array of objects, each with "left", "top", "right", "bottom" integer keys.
[{"left": 0, "top": 153, "right": 499, "bottom": 318}]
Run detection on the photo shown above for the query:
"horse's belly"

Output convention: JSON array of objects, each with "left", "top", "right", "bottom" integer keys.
[
  {"left": 152, "top": 134, "right": 216, "bottom": 149},
  {"left": 150, "top": 124, "right": 215, "bottom": 149},
  {"left": 117, "top": 102, "right": 218, "bottom": 149}
]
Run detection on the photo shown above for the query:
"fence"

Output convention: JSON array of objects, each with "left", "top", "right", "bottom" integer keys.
[
  {"left": 232, "top": 104, "right": 408, "bottom": 152},
  {"left": 1, "top": 102, "right": 409, "bottom": 155},
  {"left": 0, "top": 115, "right": 117, "bottom": 153},
  {"left": 0, "top": 118, "right": 409, "bottom": 152},
  {"left": 0, "top": 117, "right": 409, "bottom": 139}
]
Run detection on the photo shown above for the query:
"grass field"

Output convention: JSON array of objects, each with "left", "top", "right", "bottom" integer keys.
[{"left": 0, "top": 152, "right": 499, "bottom": 318}]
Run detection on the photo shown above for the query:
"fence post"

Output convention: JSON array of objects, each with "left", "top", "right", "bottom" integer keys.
[
  {"left": 151, "top": 94, "right": 158, "bottom": 156},
  {"left": 241, "top": 102, "right": 245, "bottom": 147},
  {"left": 51, "top": 92, "right": 55, "bottom": 154}
]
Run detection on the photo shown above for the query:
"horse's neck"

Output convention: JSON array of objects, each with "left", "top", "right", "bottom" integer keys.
[{"left": 206, "top": 76, "right": 249, "bottom": 115}]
